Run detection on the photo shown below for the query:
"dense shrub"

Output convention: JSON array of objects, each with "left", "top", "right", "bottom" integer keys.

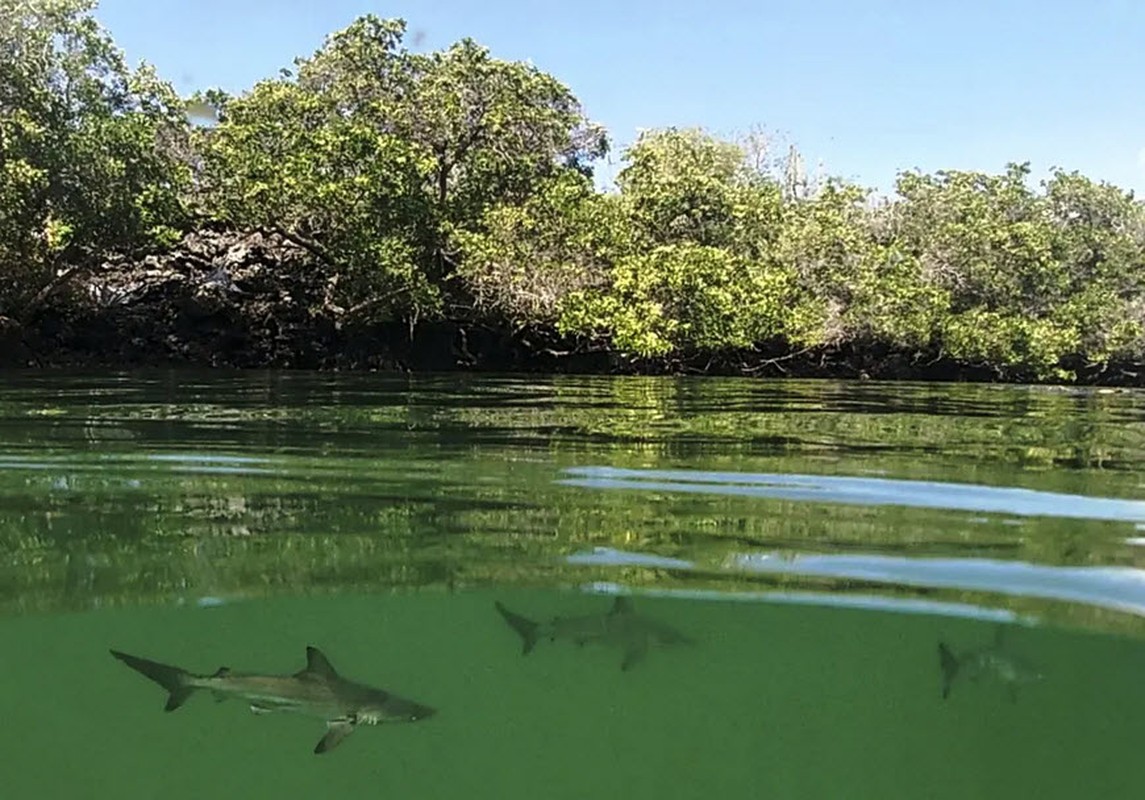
[{"left": 6, "top": 1, "right": 1145, "bottom": 380}]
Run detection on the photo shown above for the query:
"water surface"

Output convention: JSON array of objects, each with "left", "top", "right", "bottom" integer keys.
[{"left": 2, "top": 372, "right": 1144, "bottom": 798}]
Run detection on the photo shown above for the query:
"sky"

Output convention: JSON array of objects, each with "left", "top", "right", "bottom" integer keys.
[{"left": 93, "top": 0, "right": 1145, "bottom": 196}]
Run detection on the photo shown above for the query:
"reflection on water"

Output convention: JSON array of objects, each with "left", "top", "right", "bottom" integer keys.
[{"left": 3, "top": 372, "right": 1145, "bottom": 797}]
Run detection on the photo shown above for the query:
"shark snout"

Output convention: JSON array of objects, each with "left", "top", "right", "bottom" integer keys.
[
  {"left": 389, "top": 698, "right": 436, "bottom": 722},
  {"left": 406, "top": 702, "right": 436, "bottom": 721}
]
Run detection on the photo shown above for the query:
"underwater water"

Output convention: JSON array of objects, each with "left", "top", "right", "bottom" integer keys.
[{"left": 2, "top": 371, "right": 1144, "bottom": 798}]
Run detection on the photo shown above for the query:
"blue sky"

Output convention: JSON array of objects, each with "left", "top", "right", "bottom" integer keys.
[{"left": 95, "top": 0, "right": 1144, "bottom": 195}]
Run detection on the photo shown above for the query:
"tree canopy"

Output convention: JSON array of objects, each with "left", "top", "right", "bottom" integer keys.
[
  {"left": 1, "top": 0, "right": 190, "bottom": 316},
  {"left": 4, "top": 0, "right": 1145, "bottom": 382}
]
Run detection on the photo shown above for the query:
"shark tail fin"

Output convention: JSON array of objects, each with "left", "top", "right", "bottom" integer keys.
[
  {"left": 495, "top": 601, "right": 541, "bottom": 655},
  {"left": 110, "top": 649, "right": 195, "bottom": 711},
  {"left": 938, "top": 642, "right": 960, "bottom": 700}
]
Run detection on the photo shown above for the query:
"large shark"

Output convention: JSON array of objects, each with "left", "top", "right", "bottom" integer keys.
[
  {"left": 110, "top": 646, "right": 435, "bottom": 754},
  {"left": 494, "top": 596, "right": 692, "bottom": 671},
  {"left": 937, "top": 626, "right": 1044, "bottom": 702}
]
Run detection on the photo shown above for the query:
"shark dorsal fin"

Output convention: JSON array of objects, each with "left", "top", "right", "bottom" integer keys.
[
  {"left": 212, "top": 666, "right": 231, "bottom": 678},
  {"left": 610, "top": 596, "right": 634, "bottom": 616},
  {"left": 300, "top": 646, "right": 339, "bottom": 679}
]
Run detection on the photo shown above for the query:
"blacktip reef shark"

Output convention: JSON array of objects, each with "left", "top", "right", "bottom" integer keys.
[
  {"left": 110, "top": 646, "right": 435, "bottom": 754},
  {"left": 938, "top": 626, "right": 1044, "bottom": 703},
  {"left": 495, "top": 595, "right": 692, "bottom": 671}
]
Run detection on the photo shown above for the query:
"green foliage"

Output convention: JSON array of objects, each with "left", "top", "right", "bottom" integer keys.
[
  {"left": 291, "top": 16, "right": 606, "bottom": 235},
  {"left": 4, "top": 5, "right": 1145, "bottom": 381},
  {"left": 198, "top": 79, "right": 439, "bottom": 319},
  {"left": 844, "top": 246, "right": 949, "bottom": 349},
  {"left": 890, "top": 164, "right": 1061, "bottom": 314},
  {"left": 196, "top": 14, "right": 607, "bottom": 320},
  {"left": 560, "top": 244, "right": 816, "bottom": 356},
  {"left": 449, "top": 171, "right": 630, "bottom": 325},
  {"left": 1042, "top": 171, "right": 1145, "bottom": 360},
  {"left": 617, "top": 128, "right": 749, "bottom": 248},
  {"left": 555, "top": 129, "right": 821, "bottom": 356},
  {"left": 885, "top": 164, "right": 1145, "bottom": 376},
  {"left": 0, "top": 0, "right": 190, "bottom": 315},
  {"left": 1043, "top": 170, "right": 1145, "bottom": 292}
]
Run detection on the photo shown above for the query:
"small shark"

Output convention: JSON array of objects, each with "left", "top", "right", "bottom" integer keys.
[
  {"left": 110, "top": 646, "right": 435, "bottom": 754},
  {"left": 938, "top": 626, "right": 1044, "bottom": 702},
  {"left": 494, "top": 596, "right": 691, "bottom": 671}
]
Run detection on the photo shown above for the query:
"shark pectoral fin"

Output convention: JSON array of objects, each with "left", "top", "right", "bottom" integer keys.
[
  {"left": 249, "top": 702, "right": 275, "bottom": 714},
  {"left": 621, "top": 641, "right": 648, "bottom": 672},
  {"left": 1006, "top": 684, "right": 1019, "bottom": 704},
  {"left": 314, "top": 720, "right": 356, "bottom": 755}
]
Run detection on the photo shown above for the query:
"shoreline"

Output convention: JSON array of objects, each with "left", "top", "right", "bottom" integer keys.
[
  {"left": 3, "top": 228, "right": 1140, "bottom": 387},
  {"left": 5, "top": 317, "right": 1140, "bottom": 387}
]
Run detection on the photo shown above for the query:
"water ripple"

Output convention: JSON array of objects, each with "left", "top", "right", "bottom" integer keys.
[
  {"left": 580, "top": 580, "right": 1027, "bottom": 623},
  {"left": 729, "top": 552, "right": 1145, "bottom": 617},
  {"left": 559, "top": 466, "right": 1145, "bottom": 522}
]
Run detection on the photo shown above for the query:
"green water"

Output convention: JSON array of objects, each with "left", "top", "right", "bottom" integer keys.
[{"left": 2, "top": 372, "right": 1145, "bottom": 798}]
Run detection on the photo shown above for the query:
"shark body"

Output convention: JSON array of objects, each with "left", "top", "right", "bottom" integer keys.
[
  {"left": 110, "top": 646, "right": 435, "bottom": 754},
  {"left": 938, "top": 627, "right": 1043, "bottom": 702},
  {"left": 495, "top": 596, "right": 691, "bottom": 671}
]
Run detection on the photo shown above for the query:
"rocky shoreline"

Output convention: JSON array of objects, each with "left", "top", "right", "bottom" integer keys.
[
  {"left": 0, "top": 229, "right": 600, "bottom": 373},
  {"left": 1, "top": 229, "right": 1140, "bottom": 386}
]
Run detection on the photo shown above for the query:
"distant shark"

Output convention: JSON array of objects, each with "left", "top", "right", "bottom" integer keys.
[
  {"left": 938, "top": 626, "right": 1044, "bottom": 702},
  {"left": 494, "top": 596, "right": 692, "bottom": 671},
  {"left": 110, "top": 646, "right": 435, "bottom": 754}
]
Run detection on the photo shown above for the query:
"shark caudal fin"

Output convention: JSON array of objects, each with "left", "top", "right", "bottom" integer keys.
[
  {"left": 495, "top": 601, "right": 541, "bottom": 655},
  {"left": 938, "top": 642, "right": 960, "bottom": 700},
  {"left": 110, "top": 649, "right": 196, "bottom": 712}
]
